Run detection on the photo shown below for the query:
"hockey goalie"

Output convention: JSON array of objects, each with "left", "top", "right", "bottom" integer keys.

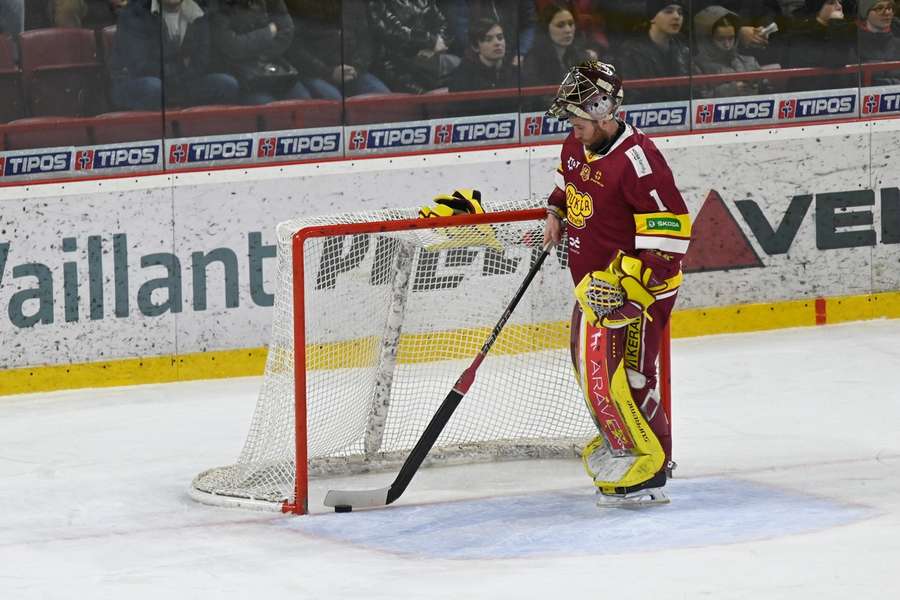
[{"left": 542, "top": 61, "right": 691, "bottom": 506}]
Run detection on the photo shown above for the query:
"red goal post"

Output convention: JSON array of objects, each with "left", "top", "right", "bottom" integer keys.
[{"left": 190, "top": 204, "right": 672, "bottom": 514}]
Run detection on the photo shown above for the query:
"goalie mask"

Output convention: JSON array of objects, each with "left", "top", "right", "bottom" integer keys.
[{"left": 547, "top": 61, "right": 624, "bottom": 122}]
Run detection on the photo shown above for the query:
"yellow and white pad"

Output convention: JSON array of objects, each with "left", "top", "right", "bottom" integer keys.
[{"left": 575, "top": 314, "right": 665, "bottom": 491}]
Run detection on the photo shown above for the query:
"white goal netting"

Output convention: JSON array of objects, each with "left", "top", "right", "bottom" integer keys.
[{"left": 191, "top": 200, "right": 598, "bottom": 511}]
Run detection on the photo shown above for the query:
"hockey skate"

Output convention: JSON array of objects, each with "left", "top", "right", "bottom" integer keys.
[
  {"left": 595, "top": 486, "right": 669, "bottom": 508},
  {"left": 594, "top": 471, "right": 670, "bottom": 508}
]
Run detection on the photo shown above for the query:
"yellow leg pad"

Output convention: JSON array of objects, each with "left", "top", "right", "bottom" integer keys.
[{"left": 581, "top": 360, "right": 665, "bottom": 490}]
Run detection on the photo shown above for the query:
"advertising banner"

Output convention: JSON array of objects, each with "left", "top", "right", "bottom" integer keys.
[{"left": 2, "top": 120, "right": 899, "bottom": 371}]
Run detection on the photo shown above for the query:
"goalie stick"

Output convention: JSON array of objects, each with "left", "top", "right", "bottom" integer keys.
[{"left": 324, "top": 243, "right": 553, "bottom": 510}]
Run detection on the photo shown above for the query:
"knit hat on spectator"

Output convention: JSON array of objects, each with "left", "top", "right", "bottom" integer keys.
[
  {"left": 646, "top": 0, "right": 687, "bottom": 20},
  {"left": 857, "top": 0, "right": 885, "bottom": 18}
]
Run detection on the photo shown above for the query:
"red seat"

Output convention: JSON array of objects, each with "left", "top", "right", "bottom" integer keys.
[
  {"left": 171, "top": 105, "right": 260, "bottom": 137},
  {"left": 3, "top": 116, "right": 92, "bottom": 150},
  {"left": 19, "top": 28, "right": 105, "bottom": 117},
  {"left": 91, "top": 111, "right": 168, "bottom": 144},
  {"left": 344, "top": 93, "right": 425, "bottom": 125},
  {"left": 0, "top": 34, "right": 24, "bottom": 123},
  {"left": 258, "top": 99, "right": 342, "bottom": 131}
]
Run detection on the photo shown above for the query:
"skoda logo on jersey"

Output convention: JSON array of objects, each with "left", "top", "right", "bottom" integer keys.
[
  {"left": 619, "top": 106, "right": 687, "bottom": 129},
  {"left": 862, "top": 93, "right": 900, "bottom": 115},
  {"left": 259, "top": 132, "right": 341, "bottom": 157},
  {"left": 448, "top": 120, "right": 515, "bottom": 143},
  {"left": 698, "top": 100, "right": 774, "bottom": 124},
  {"left": 76, "top": 146, "right": 159, "bottom": 170},
  {"left": 348, "top": 126, "right": 430, "bottom": 150},
  {"left": 1, "top": 151, "right": 70, "bottom": 176}
]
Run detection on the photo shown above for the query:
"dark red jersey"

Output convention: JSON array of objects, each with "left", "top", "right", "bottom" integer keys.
[{"left": 548, "top": 124, "right": 691, "bottom": 284}]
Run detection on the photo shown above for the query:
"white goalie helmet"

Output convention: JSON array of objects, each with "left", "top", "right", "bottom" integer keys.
[{"left": 547, "top": 60, "right": 624, "bottom": 122}]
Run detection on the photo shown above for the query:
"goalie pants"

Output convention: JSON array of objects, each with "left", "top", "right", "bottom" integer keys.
[{"left": 569, "top": 294, "right": 677, "bottom": 467}]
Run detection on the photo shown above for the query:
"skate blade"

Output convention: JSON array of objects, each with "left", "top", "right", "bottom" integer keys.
[{"left": 595, "top": 489, "right": 670, "bottom": 509}]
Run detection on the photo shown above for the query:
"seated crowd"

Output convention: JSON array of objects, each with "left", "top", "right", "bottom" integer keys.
[{"left": 0, "top": 0, "right": 899, "bottom": 126}]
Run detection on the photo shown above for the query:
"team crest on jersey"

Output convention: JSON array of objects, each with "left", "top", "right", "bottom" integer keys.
[
  {"left": 565, "top": 183, "right": 593, "bottom": 228},
  {"left": 580, "top": 165, "right": 591, "bottom": 182},
  {"left": 591, "top": 169, "right": 604, "bottom": 186}
]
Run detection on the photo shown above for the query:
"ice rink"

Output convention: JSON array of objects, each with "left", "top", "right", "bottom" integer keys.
[{"left": 1, "top": 319, "right": 899, "bottom": 599}]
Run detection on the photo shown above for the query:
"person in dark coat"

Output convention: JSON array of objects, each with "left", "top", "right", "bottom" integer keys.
[
  {"left": 617, "top": 0, "right": 691, "bottom": 104},
  {"left": 211, "top": 0, "right": 311, "bottom": 104},
  {"left": 284, "top": 0, "right": 390, "bottom": 99},
  {"left": 439, "top": 0, "right": 537, "bottom": 62},
  {"left": 781, "top": 0, "right": 858, "bottom": 91},
  {"left": 109, "top": 0, "right": 239, "bottom": 110},
  {"left": 857, "top": 0, "right": 900, "bottom": 85},
  {"left": 367, "top": 0, "right": 461, "bottom": 94},
  {"left": 522, "top": 1, "right": 593, "bottom": 87},
  {"left": 448, "top": 17, "right": 519, "bottom": 114}
]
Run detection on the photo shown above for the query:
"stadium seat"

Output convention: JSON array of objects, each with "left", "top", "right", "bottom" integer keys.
[
  {"left": 344, "top": 93, "right": 425, "bottom": 125},
  {"left": 2, "top": 116, "right": 92, "bottom": 150},
  {"left": 171, "top": 105, "right": 260, "bottom": 137},
  {"left": 258, "top": 99, "right": 341, "bottom": 131},
  {"left": 91, "top": 111, "right": 168, "bottom": 145},
  {"left": 0, "top": 34, "right": 24, "bottom": 123},
  {"left": 18, "top": 28, "right": 105, "bottom": 117}
]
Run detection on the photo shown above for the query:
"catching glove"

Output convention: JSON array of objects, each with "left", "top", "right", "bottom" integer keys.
[
  {"left": 575, "top": 252, "right": 662, "bottom": 329},
  {"left": 419, "top": 189, "right": 485, "bottom": 218}
]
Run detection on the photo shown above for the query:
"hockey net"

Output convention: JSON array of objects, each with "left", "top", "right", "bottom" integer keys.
[{"left": 190, "top": 200, "right": 669, "bottom": 513}]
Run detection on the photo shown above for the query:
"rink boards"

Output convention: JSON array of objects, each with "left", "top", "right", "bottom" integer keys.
[{"left": 2, "top": 118, "right": 900, "bottom": 393}]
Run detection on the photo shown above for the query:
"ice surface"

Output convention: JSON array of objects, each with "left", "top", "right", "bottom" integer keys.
[{"left": 1, "top": 320, "right": 899, "bottom": 599}]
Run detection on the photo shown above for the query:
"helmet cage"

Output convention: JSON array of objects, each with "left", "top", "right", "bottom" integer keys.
[{"left": 547, "top": 62, "right": 623, "bottom": 122}]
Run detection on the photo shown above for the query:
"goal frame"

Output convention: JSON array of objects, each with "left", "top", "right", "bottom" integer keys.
[{"left": 282, "top": 208, "right": 672, "bottom": 515}]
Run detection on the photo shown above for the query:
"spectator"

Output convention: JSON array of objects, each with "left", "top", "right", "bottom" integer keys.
[
  {"left": 439, "top": 0, "right": 537, "bottom": 63},
  {"left": 617, "top": 1, "right": 691, "bottom": 104},
  {"left": 51, "top": 0, "right": 126, "bottom": 29},
  {"left": 782, "top": 0, "right": 858, "bottom": 91},
  {"left": 0, "top": 0, "right": 23, "bottom": 60},
  {"left": 284, "top": 0, "right": 389, "bottom": 99},
  {"left": 211, "top": 0, "right": 311, "bottom": 104},
  {"left": 368, "top": 0, "right": 460, "bottom": 94},
  {"left": 688, "top": 1, "right": 787, "bottom": 67},
  {"left": 693, "top": 5, "right": 766, "bottom": 97},
  {"left": 537, "top": 0, "right": 610, "bottom": 57},
  {"left": 448, "top": 17, "right": 518, "bottom": 114},
  {"left": 109, "top": 0, "right": 239, "bottom": 110},
  {"left": 521, "top": 1, "right": 593, "bottom": 88},
  {"left": 857, "top": 0, "right": 900, "bottom": 85}
]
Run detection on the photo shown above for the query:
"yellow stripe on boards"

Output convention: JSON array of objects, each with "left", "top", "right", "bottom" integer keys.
[
  {"left": 0, "top": 348, "right": 269, "bottom": 396},
  {"left": 3, "top": 290, "right": 900, "bottom": 396},
  {"left": 825, "top": 292, "right": 900, "bottom": 324}
]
